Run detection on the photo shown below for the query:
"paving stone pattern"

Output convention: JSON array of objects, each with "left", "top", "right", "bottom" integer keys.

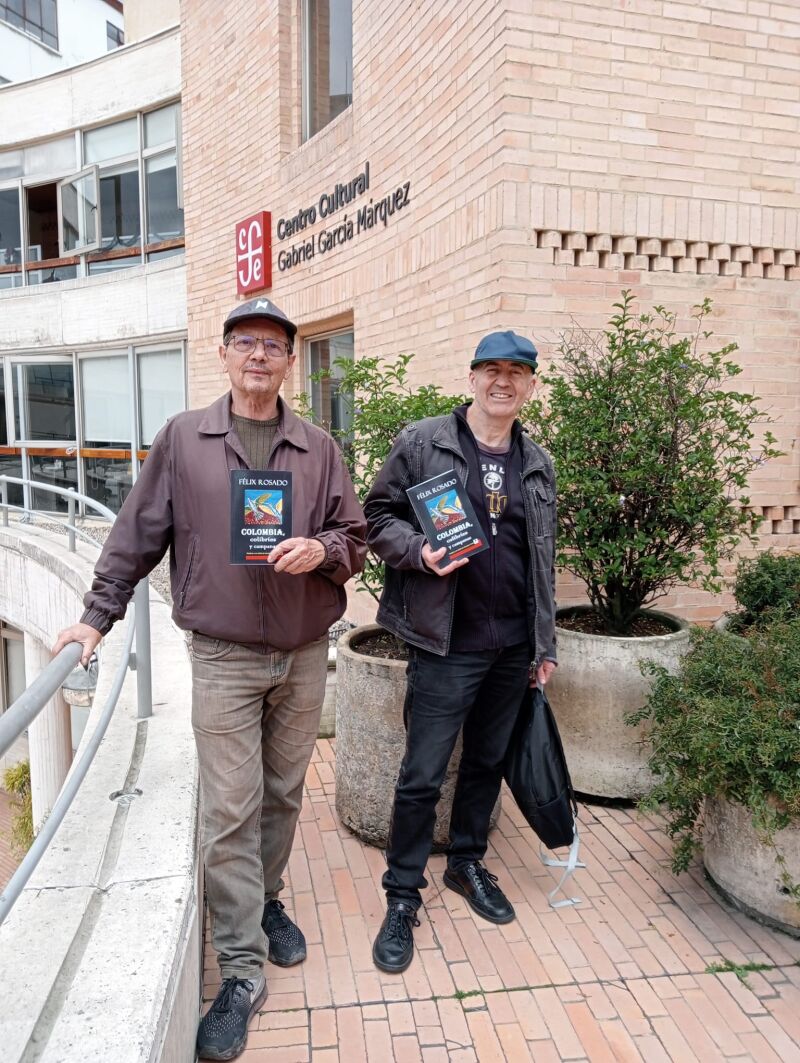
[
  {"left": 0, "top": 789, "right": 21, "bottom": 891},
  {"left": 202, "top": 739, "right": 800, "bottom": 1062}
]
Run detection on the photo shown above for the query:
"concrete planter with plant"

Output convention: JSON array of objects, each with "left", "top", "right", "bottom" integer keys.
[
  {"left": 526, "top": 291, "right": 780, "bottom": 798},
  {"left": 630, "top": 618, "right": 800, "bottom": 935}
]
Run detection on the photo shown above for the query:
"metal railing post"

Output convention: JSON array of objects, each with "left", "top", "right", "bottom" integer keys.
[
  {"left": 1, "top": 478, "right": 7, "bottom": 527},
  {"left": 67, "top": 496, "right": 76, "bottom": 552},
  {"left": 133, "top": 579, "right": 152, "bottom": 719}
]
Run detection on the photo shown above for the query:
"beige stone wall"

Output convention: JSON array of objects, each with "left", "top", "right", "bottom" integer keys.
[
  {"left": 125, "top": 0, "right": 180, "bottom": 43},
  {"left": 181, "top": 0, "right": 800, "bottom": 624}
]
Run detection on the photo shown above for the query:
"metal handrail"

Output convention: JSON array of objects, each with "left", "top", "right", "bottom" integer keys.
[{"left": 0, "top": 475, "right": 153, "bottom": 926}]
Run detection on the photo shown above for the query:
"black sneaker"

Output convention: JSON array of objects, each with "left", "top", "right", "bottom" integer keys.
[
  {"left": 372, "top": 902, "right": 420, "bottom": 973},
  {"left": 443, "top": 861, "right": 515, "bottom": 924},
  {"left": 262, "top": 898, "right": 307, "bottom": 967},
  {"left": 196, "top": 974, "right": 267, "bottom": 1061}
]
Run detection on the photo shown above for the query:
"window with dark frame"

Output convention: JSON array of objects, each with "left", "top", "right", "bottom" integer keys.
[
  {"left": 0, "top": 0, "right": 59, "bottom": 51},
  {"left": 303, "top": 0, "right": 353, "bottom": 141},
  {"left": 106, "top": 20, "right": 123, "bottom": 51}
]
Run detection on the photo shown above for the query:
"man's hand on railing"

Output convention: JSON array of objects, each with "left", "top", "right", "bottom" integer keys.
[{"left": 52, "top": 623, "right": 103, "bottom": 667}]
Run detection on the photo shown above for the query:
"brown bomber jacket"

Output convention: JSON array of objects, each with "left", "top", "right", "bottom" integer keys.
[{"left": 81, "top": 393, "right": 367, "bottom": 652}]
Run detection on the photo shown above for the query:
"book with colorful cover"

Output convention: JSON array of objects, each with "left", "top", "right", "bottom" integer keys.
[
  {"left": 406, "top": 469, "right": 488, "bottom": 569},
  {"left": 230, "top": 470, "right": 293, "bottom": 564}
]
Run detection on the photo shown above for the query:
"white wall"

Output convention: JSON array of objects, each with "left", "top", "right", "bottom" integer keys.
[
  {"left": 124, "top": 0, "right": 178, "bottom": 45},
  {"left": 0, "top": 0, "right": 124, "bottom": 84},
  {"left": 0, "top": 256, "right": 186, "bottom": 351},
  {"left": 0, "top": 27, "right": 179, "bottom": 146}
]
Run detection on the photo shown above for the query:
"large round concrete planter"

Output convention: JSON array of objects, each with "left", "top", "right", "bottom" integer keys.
[
  {"left": 704, "top": 795, "right": 800, "bottom": 937},
  {"left": 546, "top": 607, "right": 691, "bottom": 800},
  {"left": 335, "top": 624, "right": 500, "bottom": 849}
]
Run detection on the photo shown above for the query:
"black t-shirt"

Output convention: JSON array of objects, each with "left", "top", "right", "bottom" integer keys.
[{"left": 450, "top": 411, "right": 530, "bottom": 652}]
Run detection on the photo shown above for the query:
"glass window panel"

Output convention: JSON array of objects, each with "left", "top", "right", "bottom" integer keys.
[
  {"left": 83, "top": 119, "right": 137, "bottom": 164},
  {"left": 144, "top": 104, "right": 178, "bottom": 149},
  {"left": 147, "top": 246, "right": 184, "bottom": 263},
  {"left": 106, "top": 20, "right": 124, "bottom": 51},
  {"left": 0, "top": 454, "right": 24, "bottom": 508},
  {"left": 26, "top": 263, "right": 78, "bottom": 284},
  {"left": 0, "top": 186, "right": 21, "bottom": 267},
  {"left": 30, "top": 454, "right": 77, "bottom": 511},
  {"left": 98, "top": 164, "right": 140, "bottom": 250},
  {"left": 0, "top": 365, "right": 7, "bottom": 443},
  {"left": 138, "top": 349, "right": 183, "bottom": 446},
  {"left": 308, "top": 331, "right": 354, "bottom": 447},
  {"left": 145, "top": 153, "right": 183, "bottom": 243},
  {"left": 23, "top": 136, "right": 76, "bottom": 178},
  {"left": 0, "top": 150, "right": 23, "bottom": 181},
  {"left": 41, "top": 0, "right": 56, "bottom": 38},
  {"left": 305, "top": 0, "right": 353, "bottom": 139},
  {"left": 87, "top": 255, "right": 139, "bottom": 275},
  {"left": 80, "top": 356, "right": 130, "bottom": 445},
  {"left": 84, "top": 456, "right": 132, "bottom": 514},
  {"left": 14, "top": 363, "right": 76, "bottom": 441},
  {"left": 60, "top": 168, "right": 99, "bottom": 254},
  {"left": 3, "top": 629, "right": 26, "bottom": 710}
]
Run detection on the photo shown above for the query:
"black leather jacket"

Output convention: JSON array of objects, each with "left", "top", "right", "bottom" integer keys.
[{"left": 364, "top": 409, "right": 557, "bottom": 662}]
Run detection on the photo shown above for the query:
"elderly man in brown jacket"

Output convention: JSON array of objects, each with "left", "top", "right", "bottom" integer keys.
[{"left": 54, "top": 297, "right": 366, "bottom": 1062}]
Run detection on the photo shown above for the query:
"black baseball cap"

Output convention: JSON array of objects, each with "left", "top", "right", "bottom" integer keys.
[
  {"left": 223, "top": 297, "right": 297, "bottom": 343},
  {"left": 470, "top": 330, "right": 538, "bottom": 372}
]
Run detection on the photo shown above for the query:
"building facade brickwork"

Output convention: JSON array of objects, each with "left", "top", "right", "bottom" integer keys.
[{"left": 180, "top": 0, "right": 799, "bottom": 624}]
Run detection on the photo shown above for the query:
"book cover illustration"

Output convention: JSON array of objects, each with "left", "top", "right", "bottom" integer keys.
[
  {"left": 406, "top": 469, "right": 488, "bottom": 569},
  {"left": 230, "top": 470, "right": 293, "bottom": 564}
]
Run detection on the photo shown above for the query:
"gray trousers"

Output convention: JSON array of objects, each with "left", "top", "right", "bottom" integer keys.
[{"left": 191, "top": 632, "right": 328, "bottom": 979}]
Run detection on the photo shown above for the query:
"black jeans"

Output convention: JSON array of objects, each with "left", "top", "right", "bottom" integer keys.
[{"left": 382, "top": 642, "right": 530, "bottom": 908}]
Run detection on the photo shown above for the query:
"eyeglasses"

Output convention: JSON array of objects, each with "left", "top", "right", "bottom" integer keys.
[{"left": 228, "top": 335, "right": 291, "bottom": 358}]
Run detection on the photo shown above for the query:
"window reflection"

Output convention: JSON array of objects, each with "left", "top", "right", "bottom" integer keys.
[
  {"left": 304, "top": 0, "right": 353, "bottom": 139},
  {"left": 13, "top": 363, "right": 76, "bottom": 441},
  {"left": 30, "top": 455, "right": 78, "bottom": 512},
  {"left": 145, "top": 154, "right": 183, "bottom": 242},
  {"left": 85, "top": 456, "right": 132, "bottom": 512}
]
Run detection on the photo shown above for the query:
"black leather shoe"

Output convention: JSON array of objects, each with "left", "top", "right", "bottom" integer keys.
[
  {"left": 443, "top": 862, "right": 515, "bottom": 924},
  {"left": 197, "top": 974, "right": 267, "bottom": 1060},
  {"left": 262, "top": 899, "right": 307, "bottom": 966},
  {"left": 372, "top": 902, "right": 420, "bottom": 973}
]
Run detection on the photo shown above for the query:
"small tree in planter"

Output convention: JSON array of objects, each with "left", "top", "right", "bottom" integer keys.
[
  {"left": 525, "top": 290, "right": 780, "bottom": 635},
  {"left": 629, "top": 618, "right": 800, "bottom": 932},
  {"left": 524, "top": 291, "right": 782, "bottom": 797}
]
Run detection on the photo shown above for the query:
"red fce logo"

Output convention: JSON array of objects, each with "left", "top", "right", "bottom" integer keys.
[{"left": 236, "top": 211, "right": 272, "bottom": 294}]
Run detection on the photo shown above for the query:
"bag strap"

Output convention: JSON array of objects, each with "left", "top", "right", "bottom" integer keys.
[{"left": 539, "top": 818, "right": 585, "bottom": 908}]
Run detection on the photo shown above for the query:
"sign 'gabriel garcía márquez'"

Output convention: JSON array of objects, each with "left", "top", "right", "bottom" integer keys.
[{"left": 275, "top": 162, "right": 411, "bottom": 273}]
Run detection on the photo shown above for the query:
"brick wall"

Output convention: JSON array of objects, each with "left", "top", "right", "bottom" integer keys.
[{"left": 180, "top": 0, "right": 799, "bottom": 624}]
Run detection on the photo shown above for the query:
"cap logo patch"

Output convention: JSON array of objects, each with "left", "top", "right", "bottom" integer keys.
[{"left": 255, "top": 300, "right": 271, "bottom": 310}]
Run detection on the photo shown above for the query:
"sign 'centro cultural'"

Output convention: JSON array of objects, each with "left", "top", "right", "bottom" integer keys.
[
  {"left": 275, "top": 162, "right": 411, "bottom": 273},
  {"left": 234, "top": 164, "right": 411, "bottom": 291}
]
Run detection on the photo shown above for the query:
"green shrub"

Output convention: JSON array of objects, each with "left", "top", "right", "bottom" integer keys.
[
  {"left": 628, "top": 619, "right": 800, "bottom": 899},
  {"left": 3, "top": 759, "right": 33, "bottom": 856},
  {"left": 524, "top": 292, "right": 781, "bottom": 635},
  {"left": 731, "top": 550, "right": 800, "bottom": 629},
  {"left": 298, "top": 353, "right": 466, "bottom": 599}
]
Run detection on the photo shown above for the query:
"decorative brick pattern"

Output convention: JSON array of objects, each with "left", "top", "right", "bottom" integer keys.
[
  {"left": 535, "top": 231, "right": 800, "bottom": 280},
  {"left": 202, "top": 740, "right": 800, "bottom": 1061}
]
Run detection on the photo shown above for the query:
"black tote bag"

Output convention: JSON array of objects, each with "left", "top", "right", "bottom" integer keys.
[{"left": 503, "top": 684, "right": 577, "bottom": 849}]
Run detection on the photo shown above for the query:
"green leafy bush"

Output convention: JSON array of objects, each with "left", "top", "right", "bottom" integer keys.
[
  {"left": 524, "top": 291, "right": 781, "bottom": 635},
  {"left": 3, "top": 759, "right": 33, "bottom": 856},
  {"left": 628, "top": 619, "right": 800, "bottom": 897},
  {"left": 730, "top": 550, "right": 800, "bottom": 630},
  {"left": 298, "top": 353, "right": 466, "bottom": 599}
]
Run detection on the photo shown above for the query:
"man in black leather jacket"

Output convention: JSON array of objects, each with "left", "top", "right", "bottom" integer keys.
[{"left": 364, "top": 331, "right": 558, "bottom": 973}]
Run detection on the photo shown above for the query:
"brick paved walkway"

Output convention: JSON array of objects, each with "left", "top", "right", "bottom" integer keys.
[
  {"left": 202, "top": 740, "right": 800, "bottom": 1062},
  {"left": 0, "top": 788, "right": 21, "bottom": 891}
]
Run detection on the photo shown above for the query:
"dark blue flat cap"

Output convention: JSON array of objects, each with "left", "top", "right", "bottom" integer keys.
[
  {"left": 223, "top": 297, "right": 297, "bottom": 342},
  {"left": 471, "top": 330, "right": 538, "bottom": 372}
]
